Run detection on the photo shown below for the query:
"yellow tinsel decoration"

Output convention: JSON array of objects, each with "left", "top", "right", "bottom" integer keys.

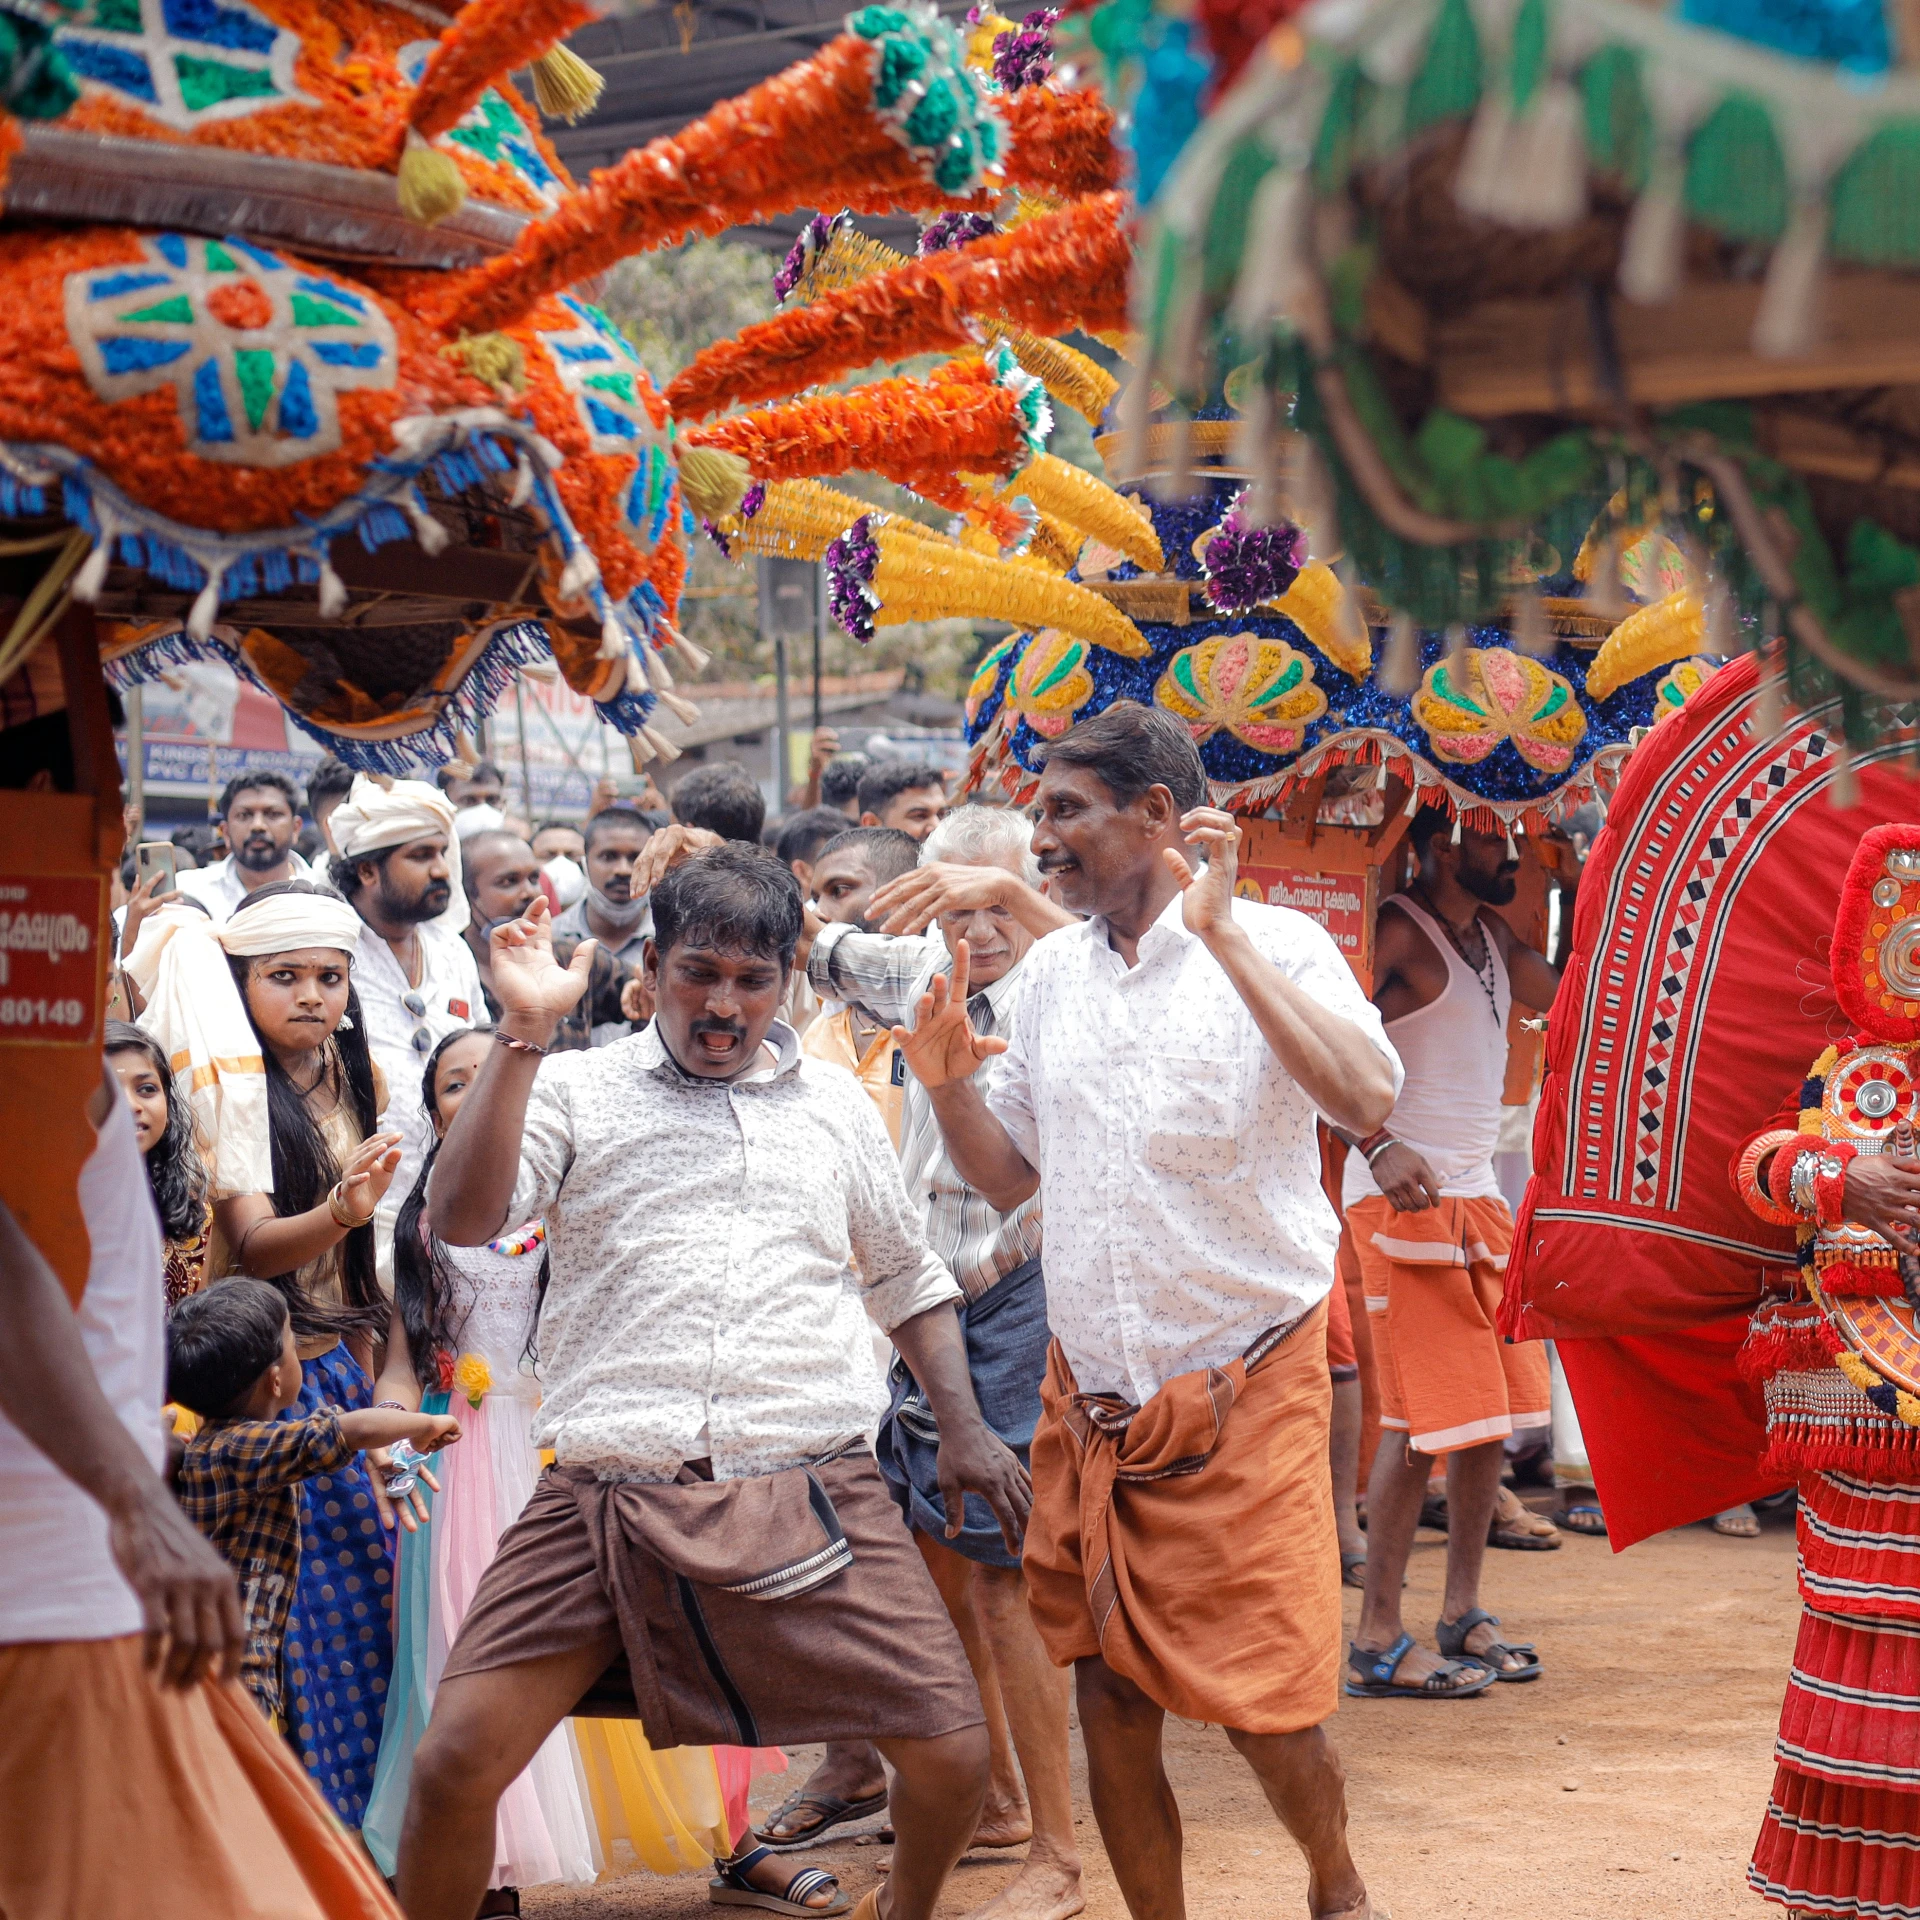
[
  {"left": 1270, "top": 563, "right": 1373, "bottom": 680},
  {"left": 1583, "top": 590, "right": 1706, "bottom": 702},
  {"left": 1028, "top": 511, "right": 1081, "bottom": 574},
  {"left": 712, "top": 481, "right": 953, "bottom": 563},
  {"left": 453, "top": 1352, "right": 492, "bottom": 1409},
  {"left": 867, "top": 517, "right": 1148, "bottom": 657},
  {"left": 1004, "top": 453, "right": 1163, "bottom": 571}
]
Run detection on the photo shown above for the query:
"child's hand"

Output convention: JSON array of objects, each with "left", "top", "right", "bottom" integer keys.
[{"left": 413, "top": 1412, "right": 462, "bottom": 1452}]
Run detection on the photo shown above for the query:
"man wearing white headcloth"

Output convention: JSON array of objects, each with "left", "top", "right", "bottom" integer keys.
[{"left": 328, "top": 776, "right": 487, "bottom": 1278}]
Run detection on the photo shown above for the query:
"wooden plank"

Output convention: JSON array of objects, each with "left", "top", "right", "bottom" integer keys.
[
  {"left": 1432, "top": 274, "right": 1920, "bottom": 417},
  {"left": 1759, "top": 409, "right": 1920, "bottom": 491}
]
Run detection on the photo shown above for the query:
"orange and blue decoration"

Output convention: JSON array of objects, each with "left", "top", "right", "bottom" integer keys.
[{"left": 1155, "top": 634, "right": 1327, "bottom": 754}]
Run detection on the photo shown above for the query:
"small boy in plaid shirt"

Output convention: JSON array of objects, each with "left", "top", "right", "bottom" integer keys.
[{"left": 168, "top": 1278, "right": 460, "bottom": 1724}]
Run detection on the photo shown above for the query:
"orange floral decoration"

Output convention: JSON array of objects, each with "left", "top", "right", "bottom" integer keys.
[
  {"left": 1002, "top": 87, "right": 1121, "bottom": 196},
  {"left": 49, "top": 0, "right": 572, "bottom": 216},
  {"left": 424, "top": 34, "right": 998, "bottom": 338},
  {"left": 665, "top": 192, "right": 1130, "bottom": 421},
  {"left": 688, "top": 360, "right": 1037, "bottom": 506},
  {"left": 407, "top": 0, "right": 594, "bottom": 141}
]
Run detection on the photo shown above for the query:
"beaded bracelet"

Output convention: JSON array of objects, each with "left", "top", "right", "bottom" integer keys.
[
  {"left": 494, "top": 1030, "right": 550, "bottom": 1058},
  {"left": 1813, "top": 1143, "right": 1860, "bottom": 1227}
]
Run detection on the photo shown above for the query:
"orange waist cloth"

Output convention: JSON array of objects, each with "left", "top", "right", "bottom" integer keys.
[
  {"left": 1023, "top": 1303, "right": 1339, "bottom": 1735},
  {"left": 0, "top": 1634, "right": 400, "bottom": 1920}
]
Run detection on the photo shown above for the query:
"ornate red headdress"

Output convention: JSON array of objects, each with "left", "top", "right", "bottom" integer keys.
[{"left": 1832, "top": 823, "right": 1920, "bottom": 1046}]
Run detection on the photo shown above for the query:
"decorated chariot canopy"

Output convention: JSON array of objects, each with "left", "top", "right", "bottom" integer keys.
[
  {"left": 0, "top": 0, "right": 1124, "bottom": 769},
  {"left": 1124, "top": 0, "right": 1920, "bottom": 776}
]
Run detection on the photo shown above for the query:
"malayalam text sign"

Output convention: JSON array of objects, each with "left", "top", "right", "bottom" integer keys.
[{"left": 0, "top": 873, "right": 106, "bottom": 1045}]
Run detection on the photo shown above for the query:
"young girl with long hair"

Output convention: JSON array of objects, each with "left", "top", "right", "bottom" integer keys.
[
  {"left": 365, "top": 1029, "right": 782, "bottom": 1914},
  {"left": 105, "top": 1018, "right": 212, "bottom": 1304},
  {"left": 206, "top": 879, "right": 408, "bottom": 1829}
]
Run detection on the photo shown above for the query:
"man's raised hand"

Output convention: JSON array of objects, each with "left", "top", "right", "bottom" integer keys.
[
  {"left": 891, "top": 940, "right": 1008, "bottom": 1089},
  {"left": 869, "top": 862, "right": 1014, "bottom": 936},
  {"left": 490, "top": 894, "right": 596, "bottom": 1020},
  {"left": 632, "top": 823, "right": 723, "bottom": 895},
  {"left": 1165, "top": 807, "right": 1242, "bottom": 941}
]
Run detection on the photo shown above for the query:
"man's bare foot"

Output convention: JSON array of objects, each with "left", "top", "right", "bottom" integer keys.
[
  {"left": 1307, "top": 1874, "right": 1373, "bottom": 1919},
  {"left": 961, "top": 1856, "right": 1084, "bottom": 1920},
  {"left": 971, "top": 1794, "right": 1034, "bottom": 1850}
]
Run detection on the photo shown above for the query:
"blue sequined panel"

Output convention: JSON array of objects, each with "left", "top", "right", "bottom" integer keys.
[{"left": 280, "top": 1341, "right": 393, "bottom": 1830}]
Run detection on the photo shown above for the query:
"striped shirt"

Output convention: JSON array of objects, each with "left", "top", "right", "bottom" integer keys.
[{"left": 808, "top": 923, "right": 1042, "bottom": 1303}]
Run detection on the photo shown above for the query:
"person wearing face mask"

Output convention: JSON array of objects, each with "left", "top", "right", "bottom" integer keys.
[
  {"left": 461, "top": 831, "right": 545, "bottom": 1022},
  {"left": 552, "top": 807, "right": 656, "bottom": 1046}
]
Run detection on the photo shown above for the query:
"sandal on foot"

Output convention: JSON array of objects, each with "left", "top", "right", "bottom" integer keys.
[
  {"left": 756, "top": 1790, "right": 889, "bottom": 1852},
  {"left": 1341, "top": 1551, "right": 1368, "bottom": 1589},
  {"left": 1559, "top": 1501, "right": 1607, "bottom": 1537},
  {"left": 1344, "top": 1632, "right": 1494, "bottom": 1700},
  {"left": 1437, "top": 1607, "right": 1541, "bottom": 1683},
  {"left": 711, "top": 1846, "right": 851, "bottom": 1916},
  {"left": 1713, "top": 1503, "right": 1761, "bottom": 1537},
  {"left": 1489, "top": 1487, "right": 1562, "bottom": 1552}
]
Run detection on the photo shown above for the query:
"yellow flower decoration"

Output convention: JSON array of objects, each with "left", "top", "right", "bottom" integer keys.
[
  {"left": 965, "top": 634, "right": 1019, "bottom": 726},
  {"left": 1005, "top": 628, "right": 1094, "bottom": 738},
  {"left": 1653, "top": 655, "right": 1722, "bottom": 722},
  {"left": 1154, "top": 634, "right": 1327, "bottom": 753},
  {"left": 1584, "top": 589, "right": 1705, "bottom": 702},
  {"left": 453, "top": 1352, "right": 493, "bottom": 1409},
  {"left": 1411, "top": 647, "right": 1587, "bottom": 773}
]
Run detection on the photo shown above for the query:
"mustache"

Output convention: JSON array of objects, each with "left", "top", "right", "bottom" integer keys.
[{"left": 690, "top": 1019, "right": 747, "bottom": 1042}]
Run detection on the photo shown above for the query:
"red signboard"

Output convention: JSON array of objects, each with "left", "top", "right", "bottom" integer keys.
[
  {"left": 0, "top": 872, "right": 106, "bottom": 1046},
  {"left": 1234, "top": 818, "right": 1394, "bottom": 987}
]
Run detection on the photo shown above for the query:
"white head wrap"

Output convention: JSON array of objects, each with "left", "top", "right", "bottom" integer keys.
[
  {"left": 327, "top": 774, "right": 468, "bottom": 936},
  {"left": 129, "top": 887, "right": 362, "bottom": 1198},
  {"left": 453, "top": 802, "right": 507, "bottom": 840}
]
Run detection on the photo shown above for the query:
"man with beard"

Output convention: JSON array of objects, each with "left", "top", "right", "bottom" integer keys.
[
  {"left": 176, "top": 773, "right": 315, "bottom": 921},
  {"left": 895, "top": 701, "right": 1395, "bottom": 1920},
  {"left": 402, "top": 847, "right": 1026, "bottom": 1920},
  {"left": 1338, "top": 808, "right": 1560, "bottom": 1700},
  {"left": 329, "top": 776, "right": 485, "bottom": 1274},
  {"left": 461, "top": 830, "right": 544, "bottom": 1020},
  {"left": 553, "top": 807, "right": 656, "bottom": 1046}
]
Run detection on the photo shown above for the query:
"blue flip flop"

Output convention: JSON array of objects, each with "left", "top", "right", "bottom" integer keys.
[{"left": 1344, "top": 1632, "right": 1495, "bottom": 1700}]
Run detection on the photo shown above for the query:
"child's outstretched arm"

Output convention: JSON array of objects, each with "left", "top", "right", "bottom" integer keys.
[{"left": 337, "top": 1407, "right": 462, "bottom": 1455}]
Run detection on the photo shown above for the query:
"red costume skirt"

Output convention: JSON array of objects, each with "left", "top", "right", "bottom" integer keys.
[{"left": 1751, "top": 1471, "right": 1920, "bottom": 1916}]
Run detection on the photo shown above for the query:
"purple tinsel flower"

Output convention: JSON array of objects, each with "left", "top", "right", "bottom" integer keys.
[
  {"left": 700, "top": 518, "right": 732, "bottom": 559},
  {"left": 992, "top": 7, "right": 1057, "bottom": 91},
  {"left": 739, "top": 481, "right": 766, "bottom": 521},
  {"left": 773, "top": 213, "right": 835, "bottom": 303},
  {"left": 1201, "top": 496, "right": 1306, "bottom": 614},
  {"left": 825, "top": 515, "right": 880, "bottom": 643},
  {"left": 918, "top": 211, "right": 997, "bottom": 256}
]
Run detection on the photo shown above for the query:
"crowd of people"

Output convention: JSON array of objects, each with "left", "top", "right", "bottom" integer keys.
[{"left": 5, "top": 701, "right": 1774, "bottom": 1920}]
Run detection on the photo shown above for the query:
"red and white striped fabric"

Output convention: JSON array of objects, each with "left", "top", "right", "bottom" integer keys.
[{"left": 1752, "top": 1474, "right": 1920, "bottom": 1915}]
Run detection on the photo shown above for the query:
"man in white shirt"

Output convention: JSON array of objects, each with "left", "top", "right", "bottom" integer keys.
[
  {"left": 0, "top": 1062, "right": 401, "bottom": 1920},
  {"left": 899, "top": 702, "right": 1400, "bottom": 1920},
  {"left": 399, "top": 846, "right": 1029, "bottom": 1920},
  {"left": 327, "top": 776, "right": 485, "bottom": 1277},
  {"left": 175, "top": 771, "right": 316, "bottom": 921}
]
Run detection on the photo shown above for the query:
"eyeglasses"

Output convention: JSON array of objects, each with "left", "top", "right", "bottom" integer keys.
[{"left": 402, "top": 990, "right": 431, "bottom": 1053}]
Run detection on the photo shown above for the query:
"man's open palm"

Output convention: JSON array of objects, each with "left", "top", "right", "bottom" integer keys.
[
  {"left": 490, "top": 896, "right": 596, "bottom": 1018},
  {"left": 892, "top": 940, "right": 1008, "bottom": 1089}
]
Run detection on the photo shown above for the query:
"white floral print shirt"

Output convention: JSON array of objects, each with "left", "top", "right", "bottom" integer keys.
[
  {"left": 509, "top": 1020, "right": 960, "bottom": 1480},
  {"left": 987, "top": 892, "right": 1402, "bottom": 1403}
]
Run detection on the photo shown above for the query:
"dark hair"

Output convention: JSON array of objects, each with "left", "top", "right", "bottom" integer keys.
[
  {"left": 437, "top": 760, "right": 503, "bottom": 792},
  {"left": 670, "top": 761, "right": 766, "bottom": 844},
  {"left": 1038, "top": 699, "right": 1207, "bottom": 811},
  {"left": 820, "top": 754, "right": 868, "bottom": 811},
  {"left": 583, "top": 804, "right": 653, "bottom": 856},
  {"left": 776, "top": 806, "right": 856, "bottom": 871},
  {"left": 856, "top": 757, "right": 945, "bottom": 819},
  {"left": 651, "top": 843, "right": 803, "bottom": 967},
  {"left": 225, "top": 881, "right": 386, "bottom": 1340},
  {"left": 532, "top": 816, "right": 581, "bottom": 841},
  {"left": 1410, "top": 804, "right": 1455, "bottom": 858},
  {"left": 816, "top": 825, "right": 922, "bottom": 890},
  {"left": 105, "top": 1019, "right": 208, "bottom": 1242},
  {"left": 171, "top": 823, "right": 220, "bottom": 864},
  {"left": 328, "top": 840, "right": 386, "bottom": 908},
  {"left": 216, "top": 770, "right": 302, "bottom": 821},
  {"left": 305, "top": 756, "right": 355, "bottom": 814},
  {"left": 167, "top": 1278, "right": 290, "bottom": 1417}
]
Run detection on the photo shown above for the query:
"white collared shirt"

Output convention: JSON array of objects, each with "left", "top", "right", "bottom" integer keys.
[
  {"left": 175, "top": 848, "right": 317, "bottom": 922},
  {"left": 987, "top": 892, "right": 1402, "bottom": 1403},
  {"left": 353, "top": 918, "right": 486, "bottom": 1283},
  {"left": 507, "top": 1020, "right": 962, "bottom": 1480}
]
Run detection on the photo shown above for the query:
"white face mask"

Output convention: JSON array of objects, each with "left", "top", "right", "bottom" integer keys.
[
  {"left": 541, "top": 853, "right": 587, "bottom": 908},
  {"left": 585, "top": 881, "right": 649, "bottom": 930}
]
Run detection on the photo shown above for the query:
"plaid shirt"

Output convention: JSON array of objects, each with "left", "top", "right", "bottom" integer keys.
[{"left": 177, "top": 1410, "right": 352, "bottom": 1719}]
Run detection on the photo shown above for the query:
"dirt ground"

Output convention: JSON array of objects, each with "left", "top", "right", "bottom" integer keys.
[{"left": 525, "top": 1503, "right": 1801, "bottom": 1920}]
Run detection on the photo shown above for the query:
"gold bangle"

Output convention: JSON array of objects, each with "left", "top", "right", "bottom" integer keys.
[{"left": 327, "top": 1182, "right": 372, "bottom": 1230}]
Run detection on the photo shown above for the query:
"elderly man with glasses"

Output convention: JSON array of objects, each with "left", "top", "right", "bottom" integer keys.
[{"left": 329, "top": 775, "right": 487, "bottom": 1279}]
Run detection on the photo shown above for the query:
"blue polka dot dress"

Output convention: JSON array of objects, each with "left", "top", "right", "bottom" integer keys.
[{"left": 281, "top": 1340, "right": 393, "bottom": 1829}]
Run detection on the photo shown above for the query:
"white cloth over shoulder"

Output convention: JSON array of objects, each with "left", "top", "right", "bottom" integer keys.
[
  {"left": 328, "top": 775, "right": 467, "bottom": 937},
  {"left": 507, "top": 1019, "right": 961, "bottom": 1481},
  {"left": 988, "top": 891, "right": 1403, "bottom": 1403}
]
